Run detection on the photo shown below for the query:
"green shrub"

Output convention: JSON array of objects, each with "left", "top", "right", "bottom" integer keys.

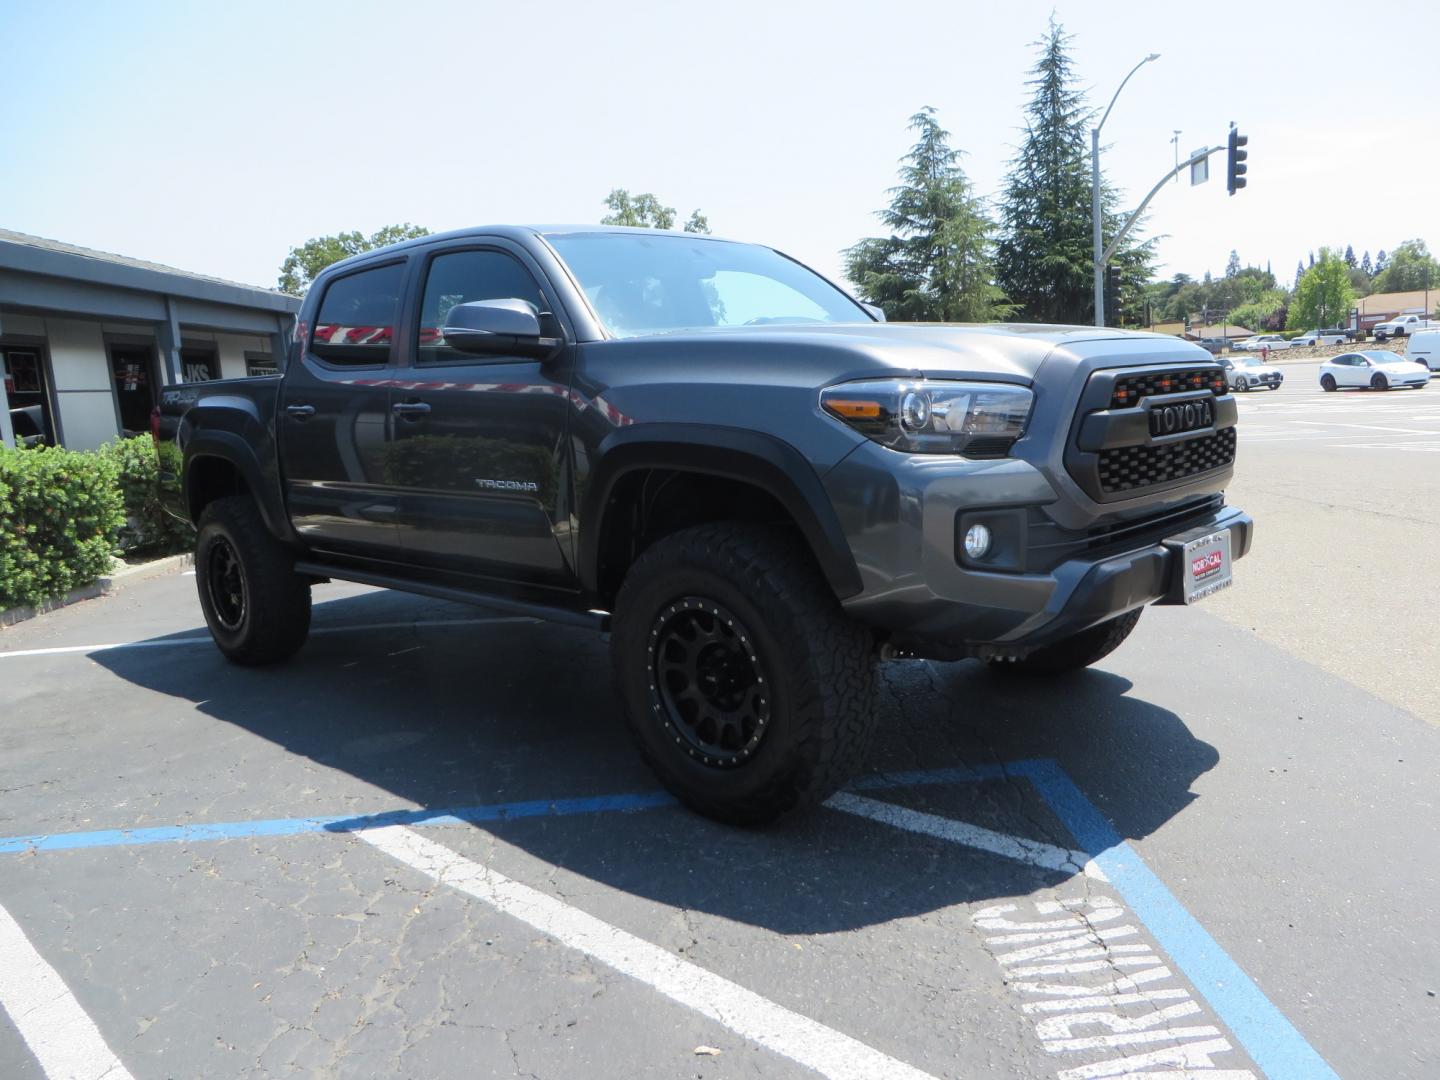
[
  {"left": 95, "top": 436, "right": 192, "bottom": 555},
  {"left": 0, "top": 445, "right": 125, "bottom": 610}
]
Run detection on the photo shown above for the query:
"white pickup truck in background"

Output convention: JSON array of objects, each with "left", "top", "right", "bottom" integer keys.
[{"left": 1373, "top": 314, "right": 1438, "bottom": 340}]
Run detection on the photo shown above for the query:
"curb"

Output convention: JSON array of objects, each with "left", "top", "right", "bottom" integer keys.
[{"left": 0, "top": 552, "right": 193, "bottom": 629}]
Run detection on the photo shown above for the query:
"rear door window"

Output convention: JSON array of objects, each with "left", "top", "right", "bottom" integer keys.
[{"left": 311, "top": 262, "right": 405, "bottom": 366}]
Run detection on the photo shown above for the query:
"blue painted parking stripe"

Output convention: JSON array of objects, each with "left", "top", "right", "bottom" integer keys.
[
  {"left": 0, "top": 791, "right": 678, "bottom": 854},
  {"left": 1016, "top": 758, "right": 1339, "bottom": 1080},
  {"left": 0, "top": 762, "right": 1039, "bottom": 856}
]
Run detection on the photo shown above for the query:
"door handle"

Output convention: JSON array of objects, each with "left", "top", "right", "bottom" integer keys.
[
  {"left": 285, "top": 404, "right": 316, "bottom": 420},
  {"left": 392, "top": 401, "right": 431, "bottom": 418}
]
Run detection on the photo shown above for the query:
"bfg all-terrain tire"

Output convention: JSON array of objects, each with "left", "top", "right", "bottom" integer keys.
[
  {"left": 195, "top": 496, "right": 312, "bottom": 666},
  {"left": 988, "top": 608, "right": 1143, "bottom": 677},
  {"left": 611, "top": 524, "right": 876, "bottom": 826}
]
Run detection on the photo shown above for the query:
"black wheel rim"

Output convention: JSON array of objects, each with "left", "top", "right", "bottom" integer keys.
[
  {"left": 206, "top": 535, "right": 247, "bottom": 632},
  {"left": 648, "top": 597, "right": 771, "bottom": 768}
]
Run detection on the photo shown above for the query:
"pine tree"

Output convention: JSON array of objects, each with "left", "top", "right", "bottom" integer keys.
[
  {"left": 845, "top": 108, "right": 1012, "bottom": 322},
  {"left": 1361, "top": 250, "right": 1373, "bottom": 275},
  {"left": 1226, "top": 250, "right": 1241, "bottom": 277},
  {"left": 1375, "top": 249, "right": 1389, "bottom": 276},
  {"left": 1295, "top": 260, "right": 1305, "bottom": 288},
  {"left": 1344, "top": 244, "right": 1356, "bottom": 268},
  {"left": 995, "top": 18, "right": 1152, "bottom": 324},
  {"left": 1309, "top": 251, "right": 1315, "bottom": 268}
]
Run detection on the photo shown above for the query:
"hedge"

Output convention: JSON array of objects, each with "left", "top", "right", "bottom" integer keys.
[
  {"left": 95, "top": 436, "right": 191, "bottom": 555},
  {"left": 0, "top": 436, "right": 192, "bottom": 611},
  {"left": 0, "top": 444, "right": 126, "bottom": 610}
]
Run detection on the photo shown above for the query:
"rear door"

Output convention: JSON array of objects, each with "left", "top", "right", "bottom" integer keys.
[
  {"left": 387, "top": 241, "right": 577, "bottom": 590},
  {"left": 279, "top": 259, "right": 407, "bottom": 556}
]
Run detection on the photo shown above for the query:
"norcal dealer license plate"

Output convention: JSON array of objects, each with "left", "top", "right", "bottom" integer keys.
[{"left": 1181, "top": 530, "right": 1233, "bottom": 603}]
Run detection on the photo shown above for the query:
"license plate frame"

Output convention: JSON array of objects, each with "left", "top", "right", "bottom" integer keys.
[{"left": 1179, "top": 529, "right": 1233, "bottom": 603}]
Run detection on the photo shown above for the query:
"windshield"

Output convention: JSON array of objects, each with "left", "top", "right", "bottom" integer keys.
[
  {"left": 1235, "top": 357, "right": 1262, "bottom": 367},
  {"left": 547, "top": 232, "right": 871, "bottom": 339},
  {"left": 1363, "top": 352, "right": 1401, "bottom": 363}
]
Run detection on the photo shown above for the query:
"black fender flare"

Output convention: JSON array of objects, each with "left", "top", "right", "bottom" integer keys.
[
  {"left": 183, "top": 429, "right": 296, "bottom": 545},
  {"left": 578, "top": 423, "right": 862, "bottom": 603}
]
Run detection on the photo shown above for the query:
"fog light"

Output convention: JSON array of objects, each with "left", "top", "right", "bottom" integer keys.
[{"left": 964, "top": 523, "right": 992, "bottom": 560}]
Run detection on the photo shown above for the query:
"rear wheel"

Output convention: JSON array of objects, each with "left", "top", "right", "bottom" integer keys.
[
  {"left": 195, "top": 496, "right": 311, "bottom": 665},
  {"left": 611, "top": 523, "right": 877, "bottom": 826},
  {"left": 1321, "top": 374, "right": 1337, "bottom": 392},
  {"left": 988, "top": 609, "right": 1143, "bottom": 677}
]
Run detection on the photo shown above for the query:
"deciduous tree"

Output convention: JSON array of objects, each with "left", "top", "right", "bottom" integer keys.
[
  {"left": 1288, "top": 248, "right": 1354, "bottom": 330},
  {"left": 278, "top": 224, "right": 431, "bottom": 296},
  {"left": 601, "top": 190, "right": 710, "bottom": 233},
  {"left": 1371, "top": 239, "right": 1438, "bottom": 293}
]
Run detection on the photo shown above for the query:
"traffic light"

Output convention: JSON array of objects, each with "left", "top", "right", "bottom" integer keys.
[
  {"left": 1105, "top": 264, "right": 1122, "bottom": 326},
  {"left": 1227, "top": 127, "right": 1248, "bottom": 196}
]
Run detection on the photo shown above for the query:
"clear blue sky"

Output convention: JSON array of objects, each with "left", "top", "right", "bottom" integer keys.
[{"left": 2, "top": 0, "right": 1435, "bottom": 294}]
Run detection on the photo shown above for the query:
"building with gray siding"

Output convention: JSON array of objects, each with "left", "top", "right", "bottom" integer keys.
[{"left": 1, "top": 229, "right": 299, "bottom": 450}]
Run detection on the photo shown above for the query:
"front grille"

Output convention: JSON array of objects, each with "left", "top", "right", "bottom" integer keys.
[
  {"left": 1111, "top": 368, "right": 1227, "bottom": 408},
  {"left": 1098, "top": 427, "right": 1236, "bottom": 494}
]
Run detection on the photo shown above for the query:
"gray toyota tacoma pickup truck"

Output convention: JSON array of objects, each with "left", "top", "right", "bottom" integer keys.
[{"left": 157, "top": 225, "right": 1251, "bottom": 824}]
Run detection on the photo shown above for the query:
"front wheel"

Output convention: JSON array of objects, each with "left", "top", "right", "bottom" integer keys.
[
  {"left": 1371, "top": 373, "right": 1389, "bottom": 391},
  {"left": 988, "top": 609, "right": 1143, "bottom": 677},
  {"left": 1321, "top": 374, "right": 1337, "bottom": 392},
  {"left": 1234, "top": 377, "right": 1249, "bottom": 392},
  {"left": 195, "top": 496, "right": 311, "bottom": 665},
  {"left": 611, "top": 524, "right": 877, "bottom": 826}
]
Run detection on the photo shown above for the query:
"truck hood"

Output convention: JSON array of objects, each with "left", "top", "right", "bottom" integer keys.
[{"left": 627, "top": 322, "right": 1181, "bottom": 382}]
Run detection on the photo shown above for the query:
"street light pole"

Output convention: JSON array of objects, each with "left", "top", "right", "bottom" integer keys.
[{"left": 1092, "top": 53, "right": 1160, "bottom": 328}]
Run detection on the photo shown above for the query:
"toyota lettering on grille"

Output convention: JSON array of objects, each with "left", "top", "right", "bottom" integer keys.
[{"left": 1147, "top": 399, "right": 1214, "bottom": 438}]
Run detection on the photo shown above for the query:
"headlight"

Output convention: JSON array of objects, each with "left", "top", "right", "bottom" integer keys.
[{"left": 820, "top": 379, "right": 1033, "bottom": 457}]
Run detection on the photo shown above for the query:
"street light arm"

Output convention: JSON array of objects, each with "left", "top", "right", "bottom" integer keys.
[{"left": 1097, "top": 53, "right": 1159, "bottom": 135}]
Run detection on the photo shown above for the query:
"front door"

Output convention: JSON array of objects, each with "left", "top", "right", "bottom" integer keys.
[
  {"left": 388, "top": 244, "right": 575, "bottom": 590},
  {"left": 108, "top": 345, "right": 159, "bottom": 436},
  {"left": 279, "top": 259, "right": 407, "bottom": 557}
]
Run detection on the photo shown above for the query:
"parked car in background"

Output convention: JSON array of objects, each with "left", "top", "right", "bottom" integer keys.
[
  {"left": 1194, "top": 337, "right": 1228, "bottom": 355},
  {"left": 1234, "top": 334, "right": 1290, "bottom": 352},
  {"left": 1319, "top": 351, "right": 1430, "bottom": 391},
  {"left": 1290, "top": 329, "right": 1347, "bottom": 347},
  {"left": 1372, "top": 315, "right": 1437, "bottom": 341},
  {"left": 1406, "top": 330, "right": 1440, "bottom": 372},
  {"left": 1220, "top": 355, "right": 1283, "bottom": 391}
]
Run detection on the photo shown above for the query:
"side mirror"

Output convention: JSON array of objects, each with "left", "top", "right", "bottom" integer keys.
[
  {"left": 861, "top": 302, "right": 887, "bottom": 323},
  {"left": 440, "top": 299, "right": 560, "bottom": 359}
]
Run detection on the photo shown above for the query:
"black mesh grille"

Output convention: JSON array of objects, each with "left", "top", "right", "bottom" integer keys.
[
  {"left": 1098, "top": 428, "right": 1236, "bottom": 494},
  {"left": 1111, "top": 368, "right": 1227, "bottom": 408}
]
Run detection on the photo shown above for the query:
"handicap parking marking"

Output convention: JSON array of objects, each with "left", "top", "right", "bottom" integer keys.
[
  {"left": 0, "top": 900, "right": 134, "bottom": 1080},
  {"left": 0, "top": 759, "right": 1339, "bottom": 1080}
]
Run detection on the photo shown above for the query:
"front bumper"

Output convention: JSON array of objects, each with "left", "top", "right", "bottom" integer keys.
[{"left": 824, "top": 440, "right": 1251, "bottom": 660}]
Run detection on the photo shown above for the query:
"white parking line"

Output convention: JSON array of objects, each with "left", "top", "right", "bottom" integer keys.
[
  {"left": 827, "top": 792, "right": 1107, "bottom": 880},
  {"left": 0, "top": 617, "right": 540, "bottom": 660},
  {"left": 358, "top": 824, "right": 938, "bottom": 1080},
  {"left": 0, "top": 901, "right": 134, "bottom": 1080}
]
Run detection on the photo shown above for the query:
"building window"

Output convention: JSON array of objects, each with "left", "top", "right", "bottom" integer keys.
[
  {"left": 181, "top": 347, "right": 221, "bottom": 383},
  {"left": 244, "top": 353, "right": 279, "bottom": 377},
  {"left": 3, "top": 347, "right": 55, "bottom": 446}
]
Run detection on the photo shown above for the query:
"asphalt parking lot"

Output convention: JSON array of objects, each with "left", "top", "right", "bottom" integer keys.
[{"left": 3, "top": 361, "right": 1439, "bottom": 1080}]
